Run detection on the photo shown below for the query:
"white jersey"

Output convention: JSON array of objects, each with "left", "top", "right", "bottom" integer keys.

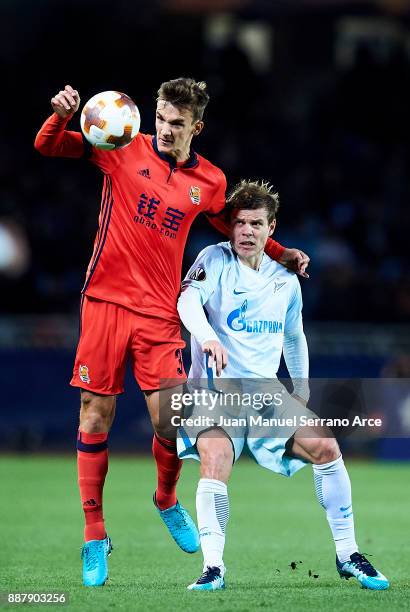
[{"left": 181, "top": 241, "right": 303, "bottom": 379}]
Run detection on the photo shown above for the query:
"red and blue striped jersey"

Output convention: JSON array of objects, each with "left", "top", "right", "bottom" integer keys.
[{"left": 35, "top": 113, "right": 284, "bottom": 320}]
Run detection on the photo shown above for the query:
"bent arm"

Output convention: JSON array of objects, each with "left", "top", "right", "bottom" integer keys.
[
  {"left": 34, "top": 113, "right": 84, "bottom": 158},
  {"left": 177, "top": 286, "right": 220, "bottom": 346},
  {"left": 205, "top": 212, "right": 285, "bottom": 261},
  {"left": 283, "top": 327, "right": 310, "bottom": 402}
]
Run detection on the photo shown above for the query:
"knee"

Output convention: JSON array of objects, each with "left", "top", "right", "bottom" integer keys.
[
  {"left": 145, "top": 390, "right": 176, "bottom": 439},
  {"left": 313, "top": 437, "right": 340, "bottom": 464},
  {"left": 150, "top": 410, "right": 161, "bottom": 433},
  {"left": 80, "top": 392, "right": 114, "bottom": 433},
  {"left": 198, "top": 437, "right": 233, "bottom": 478},
  {"left": 151, "top": 412, "right": 176, "bottom": 440}
]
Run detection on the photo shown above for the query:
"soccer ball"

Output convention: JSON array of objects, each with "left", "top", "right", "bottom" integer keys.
[{"left": 80, "top": 91, "right": 140, "bottom": 150}]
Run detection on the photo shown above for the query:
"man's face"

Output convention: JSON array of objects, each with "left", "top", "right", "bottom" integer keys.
[
  {"left": 231, "top": 208, "right": 276, "bottom": 262},
  {"left": 155, "top": 100, "right": 203, "bottom": 159}
]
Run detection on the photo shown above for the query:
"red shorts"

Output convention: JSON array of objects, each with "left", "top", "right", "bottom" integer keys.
[{"left": 70, "top": 296, "right": 186, "bottom": 393}]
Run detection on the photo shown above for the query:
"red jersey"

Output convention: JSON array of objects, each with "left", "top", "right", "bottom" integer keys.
[{"left": 35, "top": 113, "right": 285, "bottom": 322}]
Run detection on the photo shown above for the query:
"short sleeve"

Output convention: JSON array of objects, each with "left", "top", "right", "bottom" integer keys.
[
  {"left": 206, "top": 170, "right": 227, "bottom": 215},
  {"left": 284, "top": 279, "right": 303, "bottom": 333},
  {"left": 181, "top": 245, "right": 225, "bottom": 304}
]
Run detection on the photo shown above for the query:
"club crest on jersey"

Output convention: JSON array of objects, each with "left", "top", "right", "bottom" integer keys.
[
  {"left": 189, "top": 186, "right": 201, "bottom": 205},
  {"left": 79, "top": 364, "right": 91, "bottom": 384},
  {"left": 274, "top": 281, "right": 286, "bottom": 293},
  {"left": 189, "top": 266, "right": 206, "bottom": 281}
]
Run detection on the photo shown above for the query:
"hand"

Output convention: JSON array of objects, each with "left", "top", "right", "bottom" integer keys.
[
  {"left": 279, "top": 248, "right": 310, "bottom": 278},
  {"left": 51, "top": 85, "right": 80, "bottom": 119},
  {"left": 202, "top": 340, "right": 228, "bottom": 377}
]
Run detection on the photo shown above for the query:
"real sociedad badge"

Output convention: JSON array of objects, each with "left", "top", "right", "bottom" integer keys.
[
  {"left": 79, "top": 364, "right": 91, "bottom": 384},
  {"left": 189, "top": 185, "right": 201, "bottom": 205}
]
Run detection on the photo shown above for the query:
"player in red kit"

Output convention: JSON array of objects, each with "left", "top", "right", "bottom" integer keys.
[{"left": 34, "top": 78, "right": 309, "bottom": 586}]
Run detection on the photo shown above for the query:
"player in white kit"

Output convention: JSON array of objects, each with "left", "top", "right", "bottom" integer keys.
[{"left": 177, "top": 180, "right": 389, "bottom": 592}]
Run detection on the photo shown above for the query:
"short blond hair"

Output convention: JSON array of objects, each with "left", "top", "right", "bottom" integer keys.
[{"left": 226, "top": 179, "right": 280, "bottom": 223}]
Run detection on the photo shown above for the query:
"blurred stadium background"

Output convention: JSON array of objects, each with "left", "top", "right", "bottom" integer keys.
[{"left": 1, "top": 0, "right": 410, "bottom": 460}]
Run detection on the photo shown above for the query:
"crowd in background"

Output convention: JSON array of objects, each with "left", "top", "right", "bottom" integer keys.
[{"left": 1, "top": 3, "right": 409, "bottom": 323}]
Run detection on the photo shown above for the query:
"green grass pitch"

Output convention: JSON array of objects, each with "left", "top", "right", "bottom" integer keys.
[{"left": 0, "top": 456, "right": 408, "bottom": 611}]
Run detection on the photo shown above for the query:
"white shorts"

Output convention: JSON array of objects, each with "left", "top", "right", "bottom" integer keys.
[{"left": 176, "top": 380, "right": 312, "bottom": 477}]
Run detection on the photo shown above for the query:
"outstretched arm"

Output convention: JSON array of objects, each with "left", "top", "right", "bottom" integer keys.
[{"left": 34, "top": 85, "right": 84, "bottom": 157}]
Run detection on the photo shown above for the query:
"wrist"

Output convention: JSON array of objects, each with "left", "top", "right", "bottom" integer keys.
[
  {"left": 198, "top": 330, "right": 220, "bottom": 347},
  {"left": 52, "top": 111, "right": 72, "bottom": 124},
  {"left": 201, "top": 336, "right": 219, "bottom": 348}
]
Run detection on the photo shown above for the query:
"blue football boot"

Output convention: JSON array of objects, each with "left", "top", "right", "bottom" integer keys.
[
  {"left": 154, "top": 495, "right": 199, "bottom": 553},
  {"left": 336, "top": 552, "right": 389, "bottom": 590},
  {"left": 81, "top": 536, "right": 113, "bottom": 586},
  {"left": 187, "top": 566, "right": 225, "bottom": 591}
]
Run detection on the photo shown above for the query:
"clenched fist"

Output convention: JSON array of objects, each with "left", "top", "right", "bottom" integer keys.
[{"left": 51, "top": 84, "right": 80, "bottom": 119}]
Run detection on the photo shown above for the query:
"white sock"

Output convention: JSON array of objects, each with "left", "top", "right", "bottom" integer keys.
[
  {"left": 312, "top": 455, "right": 358, "bottom": 563},
  {"left": 196, "top": 478, "right": 229, "bottom": 572}
]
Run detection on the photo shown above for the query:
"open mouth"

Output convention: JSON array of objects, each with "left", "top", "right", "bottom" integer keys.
[{"left": 239, "top": 241, "right": 255, "bottom": 247}]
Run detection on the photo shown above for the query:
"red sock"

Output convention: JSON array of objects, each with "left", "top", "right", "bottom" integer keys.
[
  {"left": 152, "top": 433, "right": 182, "bottom": 510},
  {"left": 77, "top": 430, "right": 108, "bottom": 541}
]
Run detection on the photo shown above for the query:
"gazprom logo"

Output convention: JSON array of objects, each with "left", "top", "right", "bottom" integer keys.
[
  {"left": 227, "top": 299, "right": 248, "bottom": 331},
  {"left": 227, "top": 300, "right": 283, "bottom": 334}
]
